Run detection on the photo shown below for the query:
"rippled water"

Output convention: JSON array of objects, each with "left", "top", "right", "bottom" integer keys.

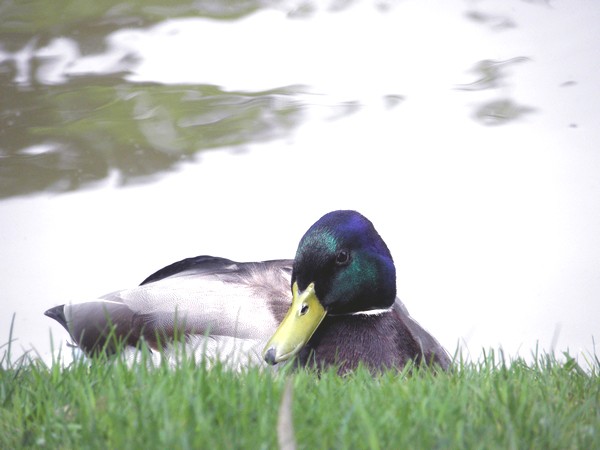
[{"left": 1, "top": 0, "right": 599, "bottom": 365}]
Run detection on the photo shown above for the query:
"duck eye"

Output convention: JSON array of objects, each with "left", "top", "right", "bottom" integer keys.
[
  {"left": 335, "top": 249, "right": 350, "bottom": 265},
  {"left": 300, "top": 303, "right": 309, "bottom": 315}
]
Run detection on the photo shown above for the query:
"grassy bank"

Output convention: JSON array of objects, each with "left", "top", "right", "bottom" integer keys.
[{"left": 1, "top": 348, "right": 598, "bottom": 449}]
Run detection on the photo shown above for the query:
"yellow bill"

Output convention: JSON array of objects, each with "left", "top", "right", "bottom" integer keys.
[{"left": 263, "top": 281, "right": 326, "bottom": 365}]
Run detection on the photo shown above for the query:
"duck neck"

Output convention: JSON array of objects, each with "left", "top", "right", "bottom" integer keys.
[{"left": 327, "top": 306, "right": 393, "bottom": 317}]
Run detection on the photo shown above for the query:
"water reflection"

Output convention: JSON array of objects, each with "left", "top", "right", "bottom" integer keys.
[
  {"left": 0, "top": 0, "right": 370, "bottom": 199},
  {"left": 456, "top": 57, "right": 530, "bottom": 91},
  {"left": 1, "top": 0, "right": 554, "bottom": 199},
  {"left": 0, "top": 80, "right": 307, "bottom": 198},
  {"left": 0, "top": 0, "right": 299, "bottom": 36},
  {"left": 464, "top": 10, "right": 517, "bottom": 31},
  {"left": 455, "top": 57, "right": 537, "bottom": 125},
  {"left": 473, "top": 98, "right": 536, "bottom": 126}
]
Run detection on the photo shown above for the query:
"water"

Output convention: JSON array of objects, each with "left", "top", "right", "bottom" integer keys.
[{"left": 1, "top": 0, "right": 599, "bottom": 365}]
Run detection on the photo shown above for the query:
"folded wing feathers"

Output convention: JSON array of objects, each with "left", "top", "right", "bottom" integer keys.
[
  {"left": 61, "top": 259, "right": 293, "bottom": 354},
  {"left": 392, "top": 302, "right": 451, "bottom": 369}
]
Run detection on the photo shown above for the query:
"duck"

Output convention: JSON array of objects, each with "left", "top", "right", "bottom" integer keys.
[{"left": 45, "top": 210, "right": 450, "bottom": 372}]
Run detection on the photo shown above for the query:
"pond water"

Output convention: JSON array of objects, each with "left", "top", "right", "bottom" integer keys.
[{"left": 1, "top": 0, "right": 599, "bottom": 366}]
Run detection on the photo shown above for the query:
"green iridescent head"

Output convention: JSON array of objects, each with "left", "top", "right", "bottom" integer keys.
[
  {"left": 292, "top": 210, "right": 396, "bottom": 314},
  {"left": 263, "top": 210, "right": 397, "bottom": 365}
]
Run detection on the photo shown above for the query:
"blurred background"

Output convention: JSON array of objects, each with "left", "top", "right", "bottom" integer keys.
[{"left": 1, "top": 0, "right": 599, "bottom": 366}]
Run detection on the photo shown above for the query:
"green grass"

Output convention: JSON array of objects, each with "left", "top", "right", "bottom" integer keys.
[{"left": 0, "top": 346, "right": 598, "bottom": 449}]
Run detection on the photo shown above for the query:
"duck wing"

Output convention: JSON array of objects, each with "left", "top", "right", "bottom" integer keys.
[
  {"left": 392, "top": 300, "right": 451, "bottom": 369},
  {"left": 45, "top": 256, "right": 293, "bottom": 357}
]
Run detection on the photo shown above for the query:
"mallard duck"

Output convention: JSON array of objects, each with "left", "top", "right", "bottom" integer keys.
[{"left": 45, "top": 210, "right": 450, "bottom": 371}]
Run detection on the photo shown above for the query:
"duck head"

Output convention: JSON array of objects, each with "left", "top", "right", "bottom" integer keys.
[{"left": 263, "top": 210, "right": 396, "bottom": 365}]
